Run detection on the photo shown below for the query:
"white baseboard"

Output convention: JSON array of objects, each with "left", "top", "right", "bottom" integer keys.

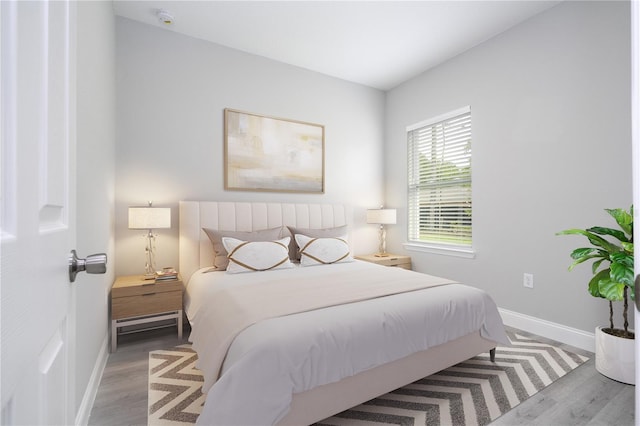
[
  {"left": 75, "top": 334, "right": 109, "bottom": 426},
  {"left": 499, "top": 308, "right": 595, "bottom": 353}
]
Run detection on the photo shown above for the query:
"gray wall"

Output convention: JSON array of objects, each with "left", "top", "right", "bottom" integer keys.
[
  {"left": 114, "top": 18, "right": 386, "bottom": 276},
  {"left": 76, "top": 1, "right": 115, "bottom": 416},
  {"left": 384, "top": 1, "right": 632, "bottom": 334},
  {"left": 69, "top": 0, "right": 633, "bottom": 418},
  {"left": 112, "top": 0, "right": 632, "bottom": 336}
]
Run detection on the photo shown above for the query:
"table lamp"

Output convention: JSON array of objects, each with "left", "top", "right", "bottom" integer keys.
[
  {"left": 366, "top": 207, "right": 397, "bottom": 257},
  {"left": 128, "top": 202, "right": 171, "bottom": 279}
]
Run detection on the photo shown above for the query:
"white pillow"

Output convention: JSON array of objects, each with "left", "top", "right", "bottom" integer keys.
[
  {"left": 295, "top": 234, "right": 353, "bottom": 267},
  {"left": 222, "top": 237, "right": 293, "bottom": 274},
  {"left": 286, "top": 225, "right": 349, "bottom": 261}
]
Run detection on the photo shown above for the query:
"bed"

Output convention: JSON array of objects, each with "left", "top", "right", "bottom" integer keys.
[{"left": 179, "top": 201, "right": 509, "bottom": 426}]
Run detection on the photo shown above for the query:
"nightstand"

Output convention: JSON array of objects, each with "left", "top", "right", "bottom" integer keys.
[
  {"left": 355, "top": 253, "right": 412, "bottom": 270},
  {"left": 110, "top": 275, "right": 184, "bottom": 352}
]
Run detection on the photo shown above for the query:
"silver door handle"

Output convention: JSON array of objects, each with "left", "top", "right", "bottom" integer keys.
[{"left": 69, "top": 250, "right": 107, "bottom": 282}]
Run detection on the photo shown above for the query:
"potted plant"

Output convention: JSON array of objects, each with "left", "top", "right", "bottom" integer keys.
[{"left": 557, "top": 206, "right": 635, "bottom": 384}]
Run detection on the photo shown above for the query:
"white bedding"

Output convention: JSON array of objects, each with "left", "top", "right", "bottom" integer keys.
[{"left": 185, "top": 260, "right": 509, "bottom": 426}]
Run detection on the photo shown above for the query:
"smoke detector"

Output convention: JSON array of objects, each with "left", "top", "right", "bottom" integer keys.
[{"left": 156, "top": 9, "right": 174, "bottom": 25}]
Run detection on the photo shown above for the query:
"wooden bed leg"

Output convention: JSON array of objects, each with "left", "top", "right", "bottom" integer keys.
[{"left": 490, "top": 348, "right": 496, "bottom": 362}]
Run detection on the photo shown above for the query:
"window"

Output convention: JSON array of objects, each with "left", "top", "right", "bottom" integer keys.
[{"left": 407, "top": 106, "right": 472, "bottom": 253}]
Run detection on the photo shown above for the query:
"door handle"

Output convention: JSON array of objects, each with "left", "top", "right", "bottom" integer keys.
[{"left": 69, "top": 250, "right": 107, "bottom": 282}]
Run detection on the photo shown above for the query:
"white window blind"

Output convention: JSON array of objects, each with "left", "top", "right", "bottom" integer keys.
[{"left": 407, "top": 107, "right": 472, "bottom": 248}]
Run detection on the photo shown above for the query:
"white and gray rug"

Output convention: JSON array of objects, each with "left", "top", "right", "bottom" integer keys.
[{"left": 148, "top": 333, "right": 588, "bottom": 425}]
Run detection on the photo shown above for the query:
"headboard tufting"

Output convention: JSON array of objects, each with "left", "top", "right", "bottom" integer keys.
[{"left": 179, "top": 201, "right": 353, "bottom": 283}]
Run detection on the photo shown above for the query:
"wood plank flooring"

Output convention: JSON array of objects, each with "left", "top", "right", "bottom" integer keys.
[
  {"left": 88, "top": 328, "right": 190, "bottom": 426},
  {"left": 492, "top": 328, "right": 634, "bottom": 426},
  {"left": 88, "top": 326, "right": 634, "bottom": 426}
]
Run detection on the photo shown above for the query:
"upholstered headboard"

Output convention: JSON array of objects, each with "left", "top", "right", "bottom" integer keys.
[{"left": 179, "top": 201, "right": 353, "bottom": 283}]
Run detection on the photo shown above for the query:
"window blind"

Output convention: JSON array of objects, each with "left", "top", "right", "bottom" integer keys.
[{"left": 407, "top": 107, "right": 472, "bottom": 247}]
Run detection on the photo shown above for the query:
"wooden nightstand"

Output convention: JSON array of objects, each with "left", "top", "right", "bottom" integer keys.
[
  {"left": 111, "top": 275, "right": 184, "bottom": 352},
  {"left": 355, "top": 254, "right": 412, "bottom": 270}
]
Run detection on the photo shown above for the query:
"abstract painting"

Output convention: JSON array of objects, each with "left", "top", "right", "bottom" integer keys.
[{"left": 224, "top": 109, "right": 325, "bottom": 193}]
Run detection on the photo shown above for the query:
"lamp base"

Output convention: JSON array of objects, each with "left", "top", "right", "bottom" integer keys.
[
  {"left": 374, "top": 253, "right": 390, "bottom": 257},
  {"left": 143, "top": 273, "right": 156, "bottom": 280}
]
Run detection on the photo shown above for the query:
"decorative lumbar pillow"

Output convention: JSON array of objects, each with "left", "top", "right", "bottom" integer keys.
[
  {"left": 286, "top": 225, "right": 349, "bottom": 261},
  {"left": 203, "top": 227, "right": 284, "bottom": 271},
  {"left": 222, "top": 237, "right": 293, "bottom": 274},
  {"left": 295, "top": 234, "right": 353, "bottom": 266}
]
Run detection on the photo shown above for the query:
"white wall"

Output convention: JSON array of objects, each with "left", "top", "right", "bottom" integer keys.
[
  {"left": 114, "top": 18, "right": 386, "bottom": 276},
  {"left": 385, "top": 1, "right": 632, "bottom": 334},
  {"left": 75, "top": 1, "right": 115, "bottom": 418}
]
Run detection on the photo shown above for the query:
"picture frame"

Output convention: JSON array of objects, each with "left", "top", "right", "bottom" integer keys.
[{"left": 224, "top": 108, "right": 325, "bottom": 193}]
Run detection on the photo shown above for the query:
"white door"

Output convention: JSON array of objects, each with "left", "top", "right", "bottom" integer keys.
[{"left": 1, "top": 1, "right": 78, "bottom": 424}]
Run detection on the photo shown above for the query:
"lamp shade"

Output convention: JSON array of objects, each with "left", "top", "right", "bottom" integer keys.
[
  {"left": 366, "top": 208, "right": 397, "bottom": 225},
  {"left": 128, "top": 207, "right": 171, "bottom": 229}
]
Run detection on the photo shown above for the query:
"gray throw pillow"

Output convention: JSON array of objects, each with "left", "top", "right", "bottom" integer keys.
[{"left": 203, "top": 227, "right": 284, "bottom": 270}]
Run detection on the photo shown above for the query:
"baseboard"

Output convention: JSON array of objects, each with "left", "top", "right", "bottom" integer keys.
[
  {"left": 499, "top": 308, "right": 595, "bottom": 353},
  {"left": 75, "top": 334, "right": 109, "bottom": 426}
]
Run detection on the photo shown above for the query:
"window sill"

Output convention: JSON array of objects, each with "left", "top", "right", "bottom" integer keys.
[{"left": 403, "top": 242, "right": 476, "bottom": 259}]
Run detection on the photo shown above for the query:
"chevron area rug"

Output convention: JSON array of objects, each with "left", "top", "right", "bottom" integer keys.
[{"left": 148, "top": 333, "right": 588, "bottom": 425}]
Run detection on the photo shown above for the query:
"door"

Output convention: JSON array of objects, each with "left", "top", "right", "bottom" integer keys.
[{"left": 1, "top": 1, "right": 77, "bottom": 424}]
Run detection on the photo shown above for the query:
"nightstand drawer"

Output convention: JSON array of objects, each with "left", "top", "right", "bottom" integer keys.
[
  {"left": 389, "top": 262, "right": 411, "bottom": 270},
  {"left": 112, "top": 290, "right": 182, "bottom": 319},
  {"left": 375, "top": 257, "right": 411, "bottom": 268}
]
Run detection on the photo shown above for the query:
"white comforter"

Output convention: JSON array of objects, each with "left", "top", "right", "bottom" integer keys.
[{"left": 185, "top": 261, "right": 509, "bottom": 426}]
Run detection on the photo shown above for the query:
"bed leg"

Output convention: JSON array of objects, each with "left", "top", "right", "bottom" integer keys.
[{"left": 490, "top": 348, "right": 496, "bottom": 362}]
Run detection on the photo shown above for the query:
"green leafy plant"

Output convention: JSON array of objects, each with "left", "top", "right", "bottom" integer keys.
[{"left": 557, "top": 206, "right": 634, "bottom": 339}]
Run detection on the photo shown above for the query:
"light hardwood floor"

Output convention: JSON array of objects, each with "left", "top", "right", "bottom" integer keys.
[{"left": 88, "top": 326, "right": 634, "bottom": 426}]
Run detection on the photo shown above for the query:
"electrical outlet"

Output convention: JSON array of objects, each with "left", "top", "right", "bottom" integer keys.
[{"left": 523, "top": 273, "right": 534, "bottom": 289}]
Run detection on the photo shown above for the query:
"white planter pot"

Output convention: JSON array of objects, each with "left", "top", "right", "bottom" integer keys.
[{"left": 594, "top": 326, "right": 635, "bottom": 385}]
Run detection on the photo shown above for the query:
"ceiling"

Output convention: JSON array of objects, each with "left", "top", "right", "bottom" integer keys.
[{"left": 113, "top": 1, "right": 561, "bottom": 91}]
